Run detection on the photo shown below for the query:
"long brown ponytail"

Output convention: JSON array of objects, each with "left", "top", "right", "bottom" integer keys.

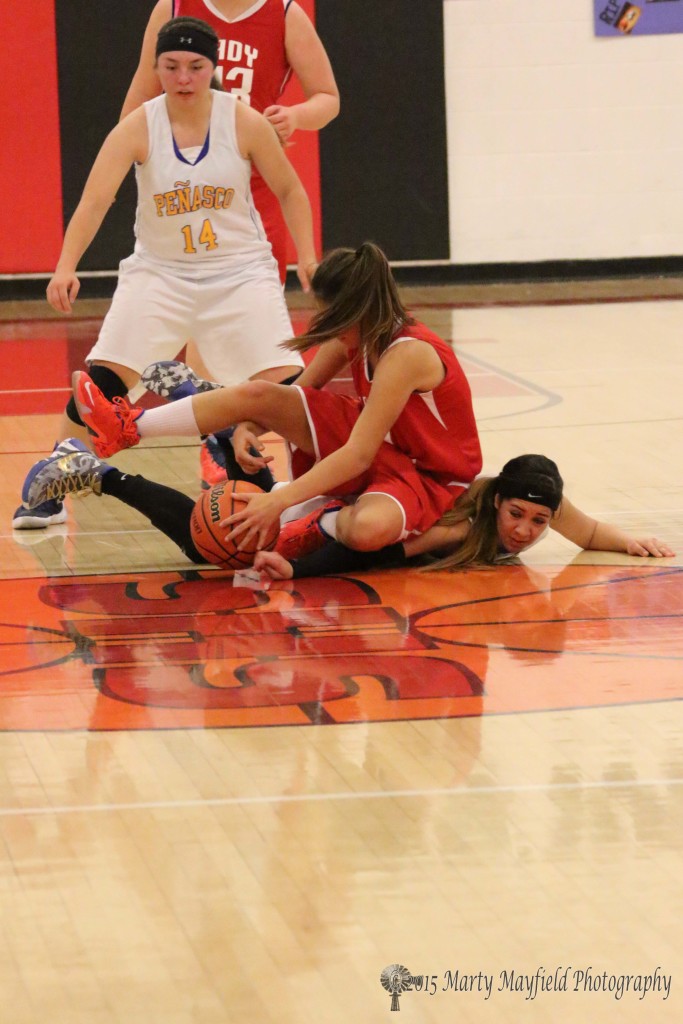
[{"left": 285, "top": 242, "right": 414, "bottom": 362}]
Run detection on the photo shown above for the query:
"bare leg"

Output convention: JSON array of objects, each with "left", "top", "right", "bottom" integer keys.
[
  {"left": 335, "top": 494, "right": 405, "bottom": 550},
  {"left": 208, "top": 364, "right": 302, "bottom": 489},
  {"left": 187, "top": 380, "right": 314, "bottom": 453},
  {"left": 134, "top": 378, "right": 315, "bottom": 454}
]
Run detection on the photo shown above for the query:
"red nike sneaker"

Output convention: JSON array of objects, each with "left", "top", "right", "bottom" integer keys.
[
  {"left": 274, "top": 499, "right": 347, "bottom": 561},
  {"left": 72, "top": 371, "right": 144, "bottom": 458}
]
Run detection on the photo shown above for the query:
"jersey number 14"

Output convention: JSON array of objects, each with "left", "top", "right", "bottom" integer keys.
[{"left": 181, "top": 219, "right": 219, "bottom": 253}]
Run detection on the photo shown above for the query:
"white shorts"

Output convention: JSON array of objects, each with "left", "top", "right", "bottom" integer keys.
[{"left": 86, "top": 253, "right": 303, "bottom": 385}]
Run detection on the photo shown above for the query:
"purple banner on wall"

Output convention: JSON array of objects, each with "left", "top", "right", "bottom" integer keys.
[{"left": 594, "top": 0, "right": 683, "bottom": 35}]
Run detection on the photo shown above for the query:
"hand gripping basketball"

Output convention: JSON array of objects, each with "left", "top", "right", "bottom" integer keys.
[{"left": 190, "top": 480, "right": 279, "bottom": 570}]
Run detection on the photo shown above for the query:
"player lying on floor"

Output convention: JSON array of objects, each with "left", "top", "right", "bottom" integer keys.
[
  {"left": 253, "top": 452, "right": 675, "bottom": 578},
  {"left": 20, "top": 449, "right": 674, "bottom": 577}
]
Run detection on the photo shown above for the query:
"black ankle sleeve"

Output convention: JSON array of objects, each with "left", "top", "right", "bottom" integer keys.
[
  {"left": 101, "top": 470, "right": 205, "bottom": 564},
  {"left": 291, "top": 541, "right": 407, "bottom": 578}
]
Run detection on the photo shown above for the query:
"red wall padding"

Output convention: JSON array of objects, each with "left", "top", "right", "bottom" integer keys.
[
  {"left": 2, "top": 4, "right": 64, "bottom": 273},
  {"left": 2, "top": 1, "right": 322, "bottom": 276}
]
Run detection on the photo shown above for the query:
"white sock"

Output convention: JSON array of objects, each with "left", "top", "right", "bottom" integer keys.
[
  {"left": 319, "top": 510, "right": 339, "bottom": 539},
  {"left": 136, "top": 397, "right": 200, "bottom": 438}
]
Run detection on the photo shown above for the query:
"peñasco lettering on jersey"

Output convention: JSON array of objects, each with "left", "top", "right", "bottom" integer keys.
[{"left": 153, "top": 182, "right": 236, "bottom": 217}]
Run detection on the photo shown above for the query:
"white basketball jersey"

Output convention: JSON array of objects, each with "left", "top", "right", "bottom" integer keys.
[{"left": 134, "top": 91, "right": 271, "bottom": 273}]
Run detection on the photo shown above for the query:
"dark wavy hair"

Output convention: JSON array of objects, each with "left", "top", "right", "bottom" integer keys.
[{"left": 285, "top": 242, "right": 415, "bottom": 363}]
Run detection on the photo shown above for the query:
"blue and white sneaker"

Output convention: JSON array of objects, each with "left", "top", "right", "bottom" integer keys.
[
  {"left": 12, "top": 499, "right": 67, "bottom": 531},
  {"left": 20, "top": 438, "right": 110, "bottom": 511},
  {"left": 140, "top": 360, "right": 222, "bottom": 401}
]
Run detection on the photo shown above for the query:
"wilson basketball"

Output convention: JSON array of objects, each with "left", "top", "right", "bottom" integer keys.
[{"left": 190, "top": 480, "right": 279, "bottom": 570}]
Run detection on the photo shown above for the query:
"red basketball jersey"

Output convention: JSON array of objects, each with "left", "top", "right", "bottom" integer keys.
[
  {"left": 173, "top": 0, "right": 292, "bottom": 112},
  {"left": 173, "top": 0, "right": 294, "bottom": 278},
  {"left": 350, "top": 322, "right": 483, "bottom": 487}
]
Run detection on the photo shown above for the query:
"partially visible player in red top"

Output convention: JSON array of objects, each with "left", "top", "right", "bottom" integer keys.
[
  {"left": 69, "top": 243, "right": 483, "bottom": 560},
  {"left": 122, "top": 0, "right": 339, "bottom": 282}
]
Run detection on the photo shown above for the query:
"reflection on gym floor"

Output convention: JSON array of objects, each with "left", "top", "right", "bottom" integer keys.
[{"left": 0, "top": 288, "right": 681, "bottom": 1023}]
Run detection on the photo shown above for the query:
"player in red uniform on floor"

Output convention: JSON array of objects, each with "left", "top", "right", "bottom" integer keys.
[
  {"left": 67, "top": 242, "right": 483, "bottom": 558},
  {"left": 20, "top": 451, "right": 675, "bottom": 576}
]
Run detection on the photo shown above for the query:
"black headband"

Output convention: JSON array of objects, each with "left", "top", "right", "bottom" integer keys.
[
  {"left": 495, "top": 473, "right": 562, "bottom": 512},
  {"left": 156, "top": 24, "right": 219, "bottom": 65}
]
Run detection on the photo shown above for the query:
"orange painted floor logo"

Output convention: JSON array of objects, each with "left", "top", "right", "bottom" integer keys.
[{"left": 1, "top": 563, "right": 681, "bottom": 731}]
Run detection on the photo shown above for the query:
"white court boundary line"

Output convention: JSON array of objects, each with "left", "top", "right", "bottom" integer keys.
[{"left": 1, "top": 776, "right": 681, "bottom": 819}]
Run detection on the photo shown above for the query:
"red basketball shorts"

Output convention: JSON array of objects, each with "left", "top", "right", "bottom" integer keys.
[{"left": 289, "top": 386, "right": 465, "bottom": 538}]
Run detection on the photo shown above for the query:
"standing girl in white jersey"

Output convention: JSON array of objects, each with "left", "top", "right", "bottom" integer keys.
[{"left": 13, "top": 15, "right": 316, "bottom": 530}]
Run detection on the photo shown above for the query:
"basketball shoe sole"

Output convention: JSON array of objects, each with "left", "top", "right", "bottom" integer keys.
[{"left": 12, "top": 499, "right": 67, "bottom": 530}]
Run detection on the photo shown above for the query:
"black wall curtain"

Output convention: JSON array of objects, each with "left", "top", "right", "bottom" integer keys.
[
  {"left": 55, "top": 1, "right": 153, "bottom": 270},
  {"left": 316, "top": 0, "right": 450, "bottom": 260},
  {"left": 53, "top": 0, "right": 450, "bottom": 271}
]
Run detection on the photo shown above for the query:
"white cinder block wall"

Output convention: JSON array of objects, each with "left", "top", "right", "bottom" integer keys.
[{"left": 443, "top": 0, "right": 683, "bottom": 264}]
